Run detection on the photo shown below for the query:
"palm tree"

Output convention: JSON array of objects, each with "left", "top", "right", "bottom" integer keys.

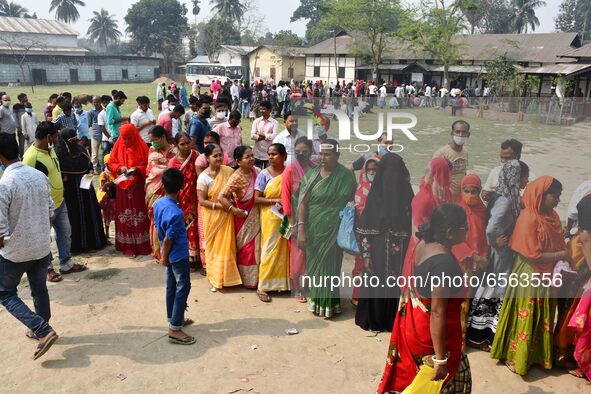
[
  {"left": 192, "top": 0, "right": 201, "bottom": 24},
  {"left": 0, "top": 0, "right": 29, "bottom": 17},
  {"left": 86, "top": 9, "right": 121, "bottom": 51},
  {"left": 210, "top": 0, "right": 247, "bottom": 22},
  {"left": 510, "top": 0, "right": 546, "bottom": 33},
  {"left": 49, "top": 0, "right": 86, "bottom": 24}
]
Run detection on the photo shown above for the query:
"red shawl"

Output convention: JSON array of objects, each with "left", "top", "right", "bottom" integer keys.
[
  {"left": 108, "top": 123, "right": 149, "bottom": 190},
  {"left": 453, "top": 174, "right": 490, "bottom": 260}
]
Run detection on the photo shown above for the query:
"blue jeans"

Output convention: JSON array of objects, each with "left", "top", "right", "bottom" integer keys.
[
  {"left": 240, "top": 101, "right": 251, "bottom": 119},
  {"left": 0, "top": 254, "right": 53, "bottom": 337},
  {"left": 166, "top": 260, "right": 191, "bottom": 331},
  {"left": 49, "top": 202, "right": 73, "bottom": 271},
  {"left": 101, "top": 141, "right": 113, "bottom": 170}
]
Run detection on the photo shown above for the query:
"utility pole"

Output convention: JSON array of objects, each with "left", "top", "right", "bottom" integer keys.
[{"left": 333, "top": 30, "right": 338, "bottom": 85}]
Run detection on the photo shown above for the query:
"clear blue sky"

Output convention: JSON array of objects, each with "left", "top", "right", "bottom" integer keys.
[{"left": 17, "top": 0, "right": 562, "bottom": 39}]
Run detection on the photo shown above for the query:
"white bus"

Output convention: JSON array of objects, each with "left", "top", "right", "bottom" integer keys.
[{"left": 185, "top": 62, "right": 243, "bottom": 86}]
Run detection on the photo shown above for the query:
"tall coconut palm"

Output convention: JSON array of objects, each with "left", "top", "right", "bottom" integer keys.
[
  {"left": 49, "top": 0, "right": 86, "bottom": 24},
  {"left": 510, "top": 0, "right": 546, "bottom": 33},
  {"left": 0, "top": 0, "right": 29, "bottom": 17},
  {"left": 192, "top": 0, "right": 201, "bottom": 23},
  {"left": 210, "top": 0, "right": 247, "bottom": 22},
  {"left": 86, "top": 9, "right": 121, "bottom": 51}
]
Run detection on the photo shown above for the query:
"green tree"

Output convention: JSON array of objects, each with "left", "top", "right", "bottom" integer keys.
[
  {"left": 509, "top": 0, "right": 546, "bottom": 33},
  {"left": 461, "top": 0, "right": 489, "bottom": 34},
  {"left": 196, "top": 16, "right": 241, "bottom": 62},
  {"left": 86, "top": 9, "right": 121, "bottom": 52},
  {"left": 555, "top": 0, "right": 591, "bottom": 41},
  {"left": 0, "top": 0, "right": 29, "bottom": 17},
  {"left": 483, "top": 0, "right": 517, "bottom": 33},
  {"left": 191, "top": 0, "right": 201, "bottom": 24},
  {"left": 49, "top": 0, "right": 86, "bottom": 24},
  {"left": 399, "top": 0, "right": 468, "bottom": 89},
  {"left": 291, "top": 0, "right": 329, "bottom": 44},
  {"left": 271, "top": 30, "right": 304, "bottom": 47},
  {"left": 125, "top": 0, "right": 189, "bottom": 72},
  {"left": 210, "top": 0, "right": 247, "bottom": 22},
  {"left": 318, "top": 0, "right": 401, "bottom": 80}
]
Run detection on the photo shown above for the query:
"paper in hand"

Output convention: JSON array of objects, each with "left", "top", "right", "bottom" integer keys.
[{"left": 80, "top": 174, "right": 94, "bottom": 190}]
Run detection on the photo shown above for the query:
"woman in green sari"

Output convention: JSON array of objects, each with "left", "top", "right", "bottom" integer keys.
[{"left": 296, "top": 139, "right": 356, "bottom": 318}]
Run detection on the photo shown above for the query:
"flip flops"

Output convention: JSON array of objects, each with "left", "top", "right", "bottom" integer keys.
[
  {"left": 168, "top": 335, "right": 196, "bottom": 345},
  {"left": 33, "top": 331, "right": 59, "bottom": 360}
]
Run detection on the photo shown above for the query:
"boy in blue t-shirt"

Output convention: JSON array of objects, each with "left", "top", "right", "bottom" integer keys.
[{"left": 153, "top": 168, "right": 195, "bottom": 345}]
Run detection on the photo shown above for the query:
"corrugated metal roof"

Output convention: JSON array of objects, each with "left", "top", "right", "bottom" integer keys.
[
  {"left": 0, "top": 16, "right": 79, "bottom": 36},
  {"left": 560, "top": 42, "right": 591, "bottom": 59},
  {"left": 220, "top": 45, "right": 257, "bottom": 56},
  {"left": 249, "top": 45, "right": 305, "bottom": 57},
  {"left": 0, "top": 45, "right": 87, "bottom": 56},
  {"left": 520, "top": 63, "right": 591, "bottom": 75}
]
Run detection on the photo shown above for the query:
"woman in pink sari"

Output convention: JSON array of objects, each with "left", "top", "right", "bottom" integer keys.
[
  {"left": 145, "top": 126, "right": 176, "bottom": 261},
  {"left": 219, "top": 146, "right": 261, "bottom": 288},
  {"left": 281, "top": 137, "right": 316, "bottom": 302}
]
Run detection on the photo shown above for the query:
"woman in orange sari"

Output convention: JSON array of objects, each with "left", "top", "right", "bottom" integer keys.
[
  {"left": 108, "top": 123, "right": 151, "bottom": 255},
  {"left": 145, "top": 126, "right": 176, "bottom": 260},
  {"left": 197, "top": 144, "right": 242, "bottom": 290},
  {"left": 168, "top": 132, "right": 200, "bottom": 268},
  {"left": 219, "top": 146, "right": 261, "bottom": 289},
  {"left": 377, "top": 204, "right": 471, "bottom": 393},
  {"left": 491, "top": 176, "right": 569, "bottom": 375}
]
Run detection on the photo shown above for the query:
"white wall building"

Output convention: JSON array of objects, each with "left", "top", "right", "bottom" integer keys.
[{"left": 304, "top": 32, "right": 358, "bottom": 85}]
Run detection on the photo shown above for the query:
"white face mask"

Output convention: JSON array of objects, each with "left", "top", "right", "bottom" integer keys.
[
  {"left": 367, "top": 173, "right": 375, "bottom": 182},
  {"left": 453, "top": 135, "right": 468, "bottom": 146},
  {"left": 3, "top": 101, "right": 11, "bottom": 108},
  {"left": 216, "top": 111, "right": 226, "bottom": 120}
]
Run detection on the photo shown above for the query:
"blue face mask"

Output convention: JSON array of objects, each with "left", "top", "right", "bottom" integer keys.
[
  {"left": 367, "top": 173, "right": 375, "bottom": 182},
  {"left": 378, "top": 146, "right": 388, "bottom": 156},
  {"left": 0, "top": 165, "right": 5, "bottom": 172}
]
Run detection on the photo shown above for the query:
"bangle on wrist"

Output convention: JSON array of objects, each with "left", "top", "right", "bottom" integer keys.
[
  {"left": 432, "top": 355, "right": 448, "bottom": 365},
  {"left": 212, "top": 202, "right": 217, "bottom": 210}
]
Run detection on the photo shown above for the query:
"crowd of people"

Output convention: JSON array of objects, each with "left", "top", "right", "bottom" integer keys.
[{"left": 0, "top": 83, "right": 590, "bottom": 394}]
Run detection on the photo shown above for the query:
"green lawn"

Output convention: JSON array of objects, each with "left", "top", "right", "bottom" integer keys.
[{"left": 3, "top": 82, "right": 570, "bottom": 184}]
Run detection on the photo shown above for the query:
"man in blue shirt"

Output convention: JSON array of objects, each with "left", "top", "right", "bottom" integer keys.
[
  {"left": 153, "top": 168, "right": 194, "bottom": 345},
  {"left": 73, "top": 100, "right": 90, "bottom": 148},
  {"left": 52, "top": 101, "right": 78, "bottom": 131},
  {"left": 188, "top": 97, "right": 212, "bottom": 153},
  {"left": 89, "top": 96, "right": 103, "bottom": 173}
]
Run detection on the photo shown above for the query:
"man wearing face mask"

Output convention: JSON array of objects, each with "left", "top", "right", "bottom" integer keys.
[
  {"left": 72, "top": 100, "right": 90, "bottom": 149},
  {"left": 131, "top": 96, "right": 156, "bottom": 145},
  {"left": 273, "top": 111, "right": 305, "bottom": 165},
  {"left": 482, "top": 139, "right": 522, "bottom": 202},
  {"left": 189, "top": 98, "right": 212, "bottom": 153},
  {"left": 0, "top": 95, "right": 17, "bottom": 142},
  {"left": 20, "top": 102, "right": 39, "bottom": 152},
  {"left": 23, "top": 122, "right": 87, "bottom": 283},
  {"left": 12, "top": 93, "right": 28, "bottom": 159},
  {"left": 433, "top": 120, "right": 470, "bottom": 200},
  {"left": 349, "top": 132, "right": 389, "bottom": 172},
  {"left": 208, "top": 99, "right": 230, "bottom": 129}
]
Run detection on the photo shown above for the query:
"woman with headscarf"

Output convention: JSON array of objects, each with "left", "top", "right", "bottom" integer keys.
[
  {"left": 467, "top": 160, "right": 528, "bottom": 350},
  {"left": 56, "top": 128, "right": 106, "bottom": 253},
  {"left": 567, "top": 194, "right": 591, "bottom": 380},
  {"left": 355, "top": 153, "right": 414, "bottom": 332},
  {"left": 491, "top": 176, "right": 569, "bottom": 375},
  {"left": 108, "top": 123, "right": 151, "bottom": 256},
  {"left": 351, "top": 157, "right": 379, "bottom": 306},
  {"left": 145, "top": 126, "right": 176, "bottom": 261},
  {"left": 296, "top": 140, "right": 356, "bottom": 318}
]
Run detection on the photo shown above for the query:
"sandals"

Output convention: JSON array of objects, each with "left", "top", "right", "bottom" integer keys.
[
  {"left": 257, "top": 291, "right": 272, "bottom": 303},
  {"left": 33, "top": 331, "right": 59, "bottom": 360},
  {"left": 168, "top": 335, "right": 196, "bottom": 345},
  {"left": 59, "top": 263, "right": 87, "bottom": 275},
  {"left": 26, "top": 330, "right": 38, "bottom": 340},
  {"left": 568, "top": 368, "right": 586, "bottom": 379},
  {"left": 46, "top": 270, "right": 63, "bottom": 283},
  {"left": 505, "top": 360, "right": 518, "bottom": 374}
]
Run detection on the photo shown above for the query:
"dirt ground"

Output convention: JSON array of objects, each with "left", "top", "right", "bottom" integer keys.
[{"left": 1, "top": 121, "right": 591, "bottom": 394}]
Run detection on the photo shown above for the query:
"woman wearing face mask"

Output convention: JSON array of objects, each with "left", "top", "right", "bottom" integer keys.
[
  {"left": 467, "top": 160, "right": 529, "bottom": 351},
  {"left": 351, "top": 157, "right": 379, "bottom": 306},
  {"left": 218, "top": 146, "right": 261, "bottom": 289},
  {"left": 281, "top": 137, "right": 316, "bottom": 302},
  {"left": 254, "top": 143, "right": 290, "bottom": 302},
  {"left": 55, "top": 128, "right": 107, "bottom": 253},
  {"left": 197, "top": 144, "right": 242, "bottom": 290},
  {"left": 168, "top": 132, "right": 200, "bottom": 270},
  {"left": 108, "top": 123, "right": 151, "bottom": 255},
  {"left": 355, "top": 153, "right": 414, "bottom": 332},
  {"left": 145, "top": 126, "right": 177, "bottom": 261},
  {"left": 491, "top": 176, "right": 570, "bottom": 375}
]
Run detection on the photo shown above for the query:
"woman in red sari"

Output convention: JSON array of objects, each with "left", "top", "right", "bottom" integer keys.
[
  {"left": 378, "top": 204, "right": 472, "bottom": 394},
  {"left": 281, "top": 137, "right": 316, "bottom": 302},
  {"left": 219, "top": 146, "right": 261, "bottom": 288},
  {"left": 108, "top": 123, "right": 151, "bottom": 256},
  {"left": 168, "top": 132, "right": 200, "bottom": 268}
]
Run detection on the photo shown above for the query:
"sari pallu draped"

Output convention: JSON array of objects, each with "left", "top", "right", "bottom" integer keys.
[
  {"left": 259, "top": 174, "right": 290, "bottom": 292},
  {"left": 569, "top": 278, "right": 591, "bottom": 380},
  {"left": 168, "top": 150, "right": 200, "bottom": 258},
  {"left": 145, "top": 147, "right": 176, "bottom": 260},
  {"left": 221, "top": 168, "right": 260, "bottom": 289},
  {"left": 202, "top": 166, "right": 242, "bottom": 289},
  {"left": 282, "top": 160, "right": 315, "bottom": 294},
  {"left": 298, "top": 164, "right": 356, "bottom": 318}
]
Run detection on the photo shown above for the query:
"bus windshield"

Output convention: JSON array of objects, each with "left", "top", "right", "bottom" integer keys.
[{"left": 226, "top": 66, "right": 242, "bottom": 79}]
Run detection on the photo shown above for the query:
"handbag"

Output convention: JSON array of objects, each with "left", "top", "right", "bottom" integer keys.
[{"left": 337, "top": 202, "right": 359, "bottom": 255}]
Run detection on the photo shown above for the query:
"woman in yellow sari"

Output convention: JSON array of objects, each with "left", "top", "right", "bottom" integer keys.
[
  {"left": 197, "top": 143, "right": 242, "bottom": 290},
  {"left": 254, "top": 143, "right": 290, "bottom": 302}
]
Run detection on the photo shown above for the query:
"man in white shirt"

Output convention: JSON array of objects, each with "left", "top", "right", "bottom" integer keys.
[
  {"left": 250, "top": 101, "right": 278, "bottom": 168},
  {"left": 276, "top": 81, "right": 287, "bottom": 117},
  {"left": 425, "top": 84, "right": 432, "bottom": 107},
  {"left": 20, "top": 102, "right": 38, "bottom": 151},
  {"left": 208, "top": 99, "right": 230, "bottom": 129},
  {"left": 130, "top": 96, "right": 155, "bottom": 144},
  {"left": 378, "top": 84, "right": 388, "bottom": 109},
  {"left": 230, "top": 80, "right": 240, "bottom": 112},
  {"left": 482, "top": 139, "right": 524, "bottom": 201},
  {"left": 97, "top": 95, "right": 113, "bottom": 164},
  {"left": 439, "top": 87, "right": 449, "bottom": 108},
  {"left": 273, "top": 111, "right": 305, "bottom": 165}
]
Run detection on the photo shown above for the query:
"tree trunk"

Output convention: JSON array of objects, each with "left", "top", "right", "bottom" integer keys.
[{"left": 444, "top": 66, "right": 450, "bottom": 90}]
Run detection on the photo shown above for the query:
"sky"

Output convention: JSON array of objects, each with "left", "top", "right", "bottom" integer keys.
[{"left": 17, "top": 0, "right": 562, "bottom": 39}]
